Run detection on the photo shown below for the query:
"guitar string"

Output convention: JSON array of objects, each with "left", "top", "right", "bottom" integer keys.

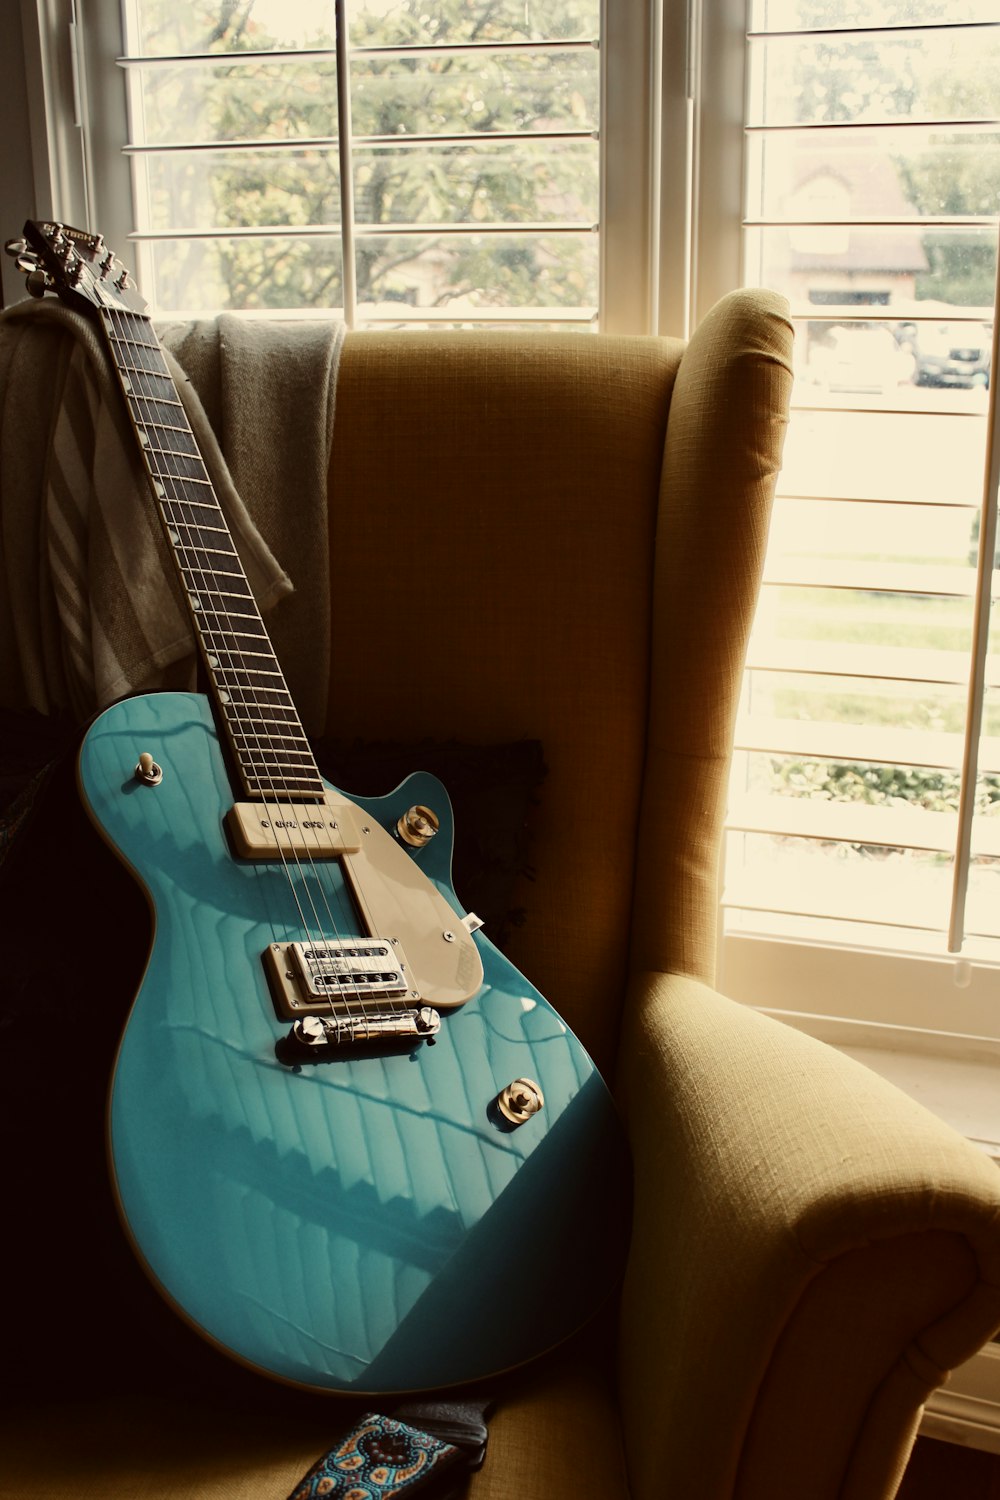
[
  {"left": 99, "top": 284, "right": 405, "bottom": 1034},
  {"left": 99, "top": 295, "right": 363, "bottom": 1017},
  {"left": 102, "top": 295, "right": 403, "bottom": 1034}
]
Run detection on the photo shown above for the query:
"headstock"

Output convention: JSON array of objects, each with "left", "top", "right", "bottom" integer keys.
[{"left": 4, "top": 220, "right": 147, "bottom": 319}]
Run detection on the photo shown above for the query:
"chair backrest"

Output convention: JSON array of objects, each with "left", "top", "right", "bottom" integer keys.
[{"left": 324, "top": 295, "right": 794, "bottom": 1074}]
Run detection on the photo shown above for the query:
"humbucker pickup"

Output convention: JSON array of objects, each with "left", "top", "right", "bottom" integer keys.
[{"left": 265, "top": 937, "right": 412, "bottom": 1020}]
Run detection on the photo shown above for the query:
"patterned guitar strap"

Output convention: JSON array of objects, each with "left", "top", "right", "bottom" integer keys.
[{"left": 287, "top": 1398, "right": 493, "bottom": 1500}]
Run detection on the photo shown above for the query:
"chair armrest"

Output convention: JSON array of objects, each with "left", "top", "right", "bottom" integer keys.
[{"left": 614, "top": 971, "right": 1000, "bottom": 1500}]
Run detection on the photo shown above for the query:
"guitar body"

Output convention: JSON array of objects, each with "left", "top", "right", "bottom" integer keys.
[
  {"left": 8, "top": 219, "right": 631, "bottom": 1401},
  {"left": 81, "top": 691, "right": 630, "bottom": 1396}
]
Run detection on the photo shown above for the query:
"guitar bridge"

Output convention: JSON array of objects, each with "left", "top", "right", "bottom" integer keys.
[
  {"left": 265, "top": 937, "right": 412, "bottom": 1020},
  {"left": 279, "top": 1004, "right": 441, "bottom": 1062}
]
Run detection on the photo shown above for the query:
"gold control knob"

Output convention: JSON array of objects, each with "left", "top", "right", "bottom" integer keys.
[
  {"left": 497, "top": 1077, "right": 545, "bottom": 1127},
  {"left": 134, "top": 751, "right": 163, "bottom": 786},
  {"left": 397, "top": 804, "right": 440, "bottom": 848}
]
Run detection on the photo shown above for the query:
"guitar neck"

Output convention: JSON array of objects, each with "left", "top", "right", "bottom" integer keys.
[{"left": 99, "top": 307, "right": 323, "bottom": 803}]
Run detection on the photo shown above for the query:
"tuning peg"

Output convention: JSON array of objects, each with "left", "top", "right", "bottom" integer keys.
[
  {"left": 4, "top": 238, "right": 29, "bottom": 258},
  {"left": 16, "top": 253, "right": 40, "bottom": 274},
  {"left": 25, "top": 269, "right": 53, "bottom": 298}
]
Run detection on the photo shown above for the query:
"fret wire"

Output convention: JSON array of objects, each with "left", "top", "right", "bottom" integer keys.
[
  {"left": 160, "top": 506, "right": 222, "bottom": 524},
  {"left": 129, "top": 396, "right": 185, "bottom": 415},
  {"left": 235, "top": 720, "right": 301, "bottom": 732},
  {"left": 241, "top": 754, "right": 321, "bottom": 770},
  {"left": 232, "top": 729, "right": 307, "bottom": 747},
  {"left": 229, "top": 696, "right": 299, "bottom": 714},
  {"left": 134, "top": 403, "right": 186, "bottom": 419},
  {"left": 199, "top": 629, "right": 271, "bottom": 647},
  {"left": 148, "top": 444, "right": 204, "bottom": 467},
  {"left": 195, "top": 607, "right": 261, "bottom": 622},
  {"left": 158, "top": 501, "right": 223, "bottom": 519},
  {"left": 153, "top": 478, "right": 215, "bottom": 491},
  {"left": 116, "top": 343, "right": 169, "bottom": 372},
  {"left": 160, "top": 516, "right": 229, "bottom": 534},
  {"left": 200, "top": 636, "right": 274, "bottom": 654},
  {"left": 243, "top": 788, "right": 325, "bottom": 799},
  {"left": 118, "top": 357, "right": 171, "bottom": 381},
  {"left": 123, "top": 367, "right": 160, "bottom": 384},
  {"left": 240, "top": 752, "right": 318, "bottom": 767},
  {"left": 243, "top": 769, "right": 322, "bottom": 781},
  {"left": 186, "top": 583, "right": 254, "bottom": 601},
  {"left": 241, "top": 762, "right": 320, "bottom": 775},
  {"left": 133, "top": 400, "right": 192, "bottom": 418},
  {"left": 225, "top": 696, "right": 298, "bottom": 713},
  {"left": 137, "top": 418, "right": 193, "bottom": 436},
  {"left": 148, "top": 432, "right": 202, "bottom": 452},
  {"left": 231, "top": 723, "right": 306, "bottom": 737},
  {"left": 219, "top": 666, "right": 285, "bottom": 679},
  {"left": 226, "top": 702, "right": 297, "bottom": 718},
  {"left": 182, "top": 567, "right": 245, "bottom": 581},
  {"left": 163, "top": 519, "right": 231, "bottom": 536},
  {"left": 214, "top": 648, "right": 276, "bottom": 662},
  {"left": 218, "top": 686, "right": 293, "bottom": 703},
  {"left": 219, "top": 673, "right": 289, "bottom": 688},
  {"left": 220, "top": 684, "right": 293, "bottom": 699},
  {"left": 147, "top": 439, "right": 203, "bottom": 460},
  {"left": 250, "top": 739, "right": 313, "bottom": 751},
  {"left": 194, "top": 611, "right": 269, "bottom": 633},
  {"left": 238, "top": 712, "right": 303, "bottom": 728}
]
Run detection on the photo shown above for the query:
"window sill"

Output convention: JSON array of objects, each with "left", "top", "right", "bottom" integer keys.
[{"left": 762, "top": 1007, "right": 1000, "bottom": 1162}]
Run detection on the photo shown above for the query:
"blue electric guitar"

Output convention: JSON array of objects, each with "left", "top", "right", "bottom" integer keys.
[{"left": 6, "top": 220, "right": 631, "bottom": 1396}]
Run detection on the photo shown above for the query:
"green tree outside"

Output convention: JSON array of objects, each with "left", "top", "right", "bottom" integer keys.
[{"left": 134, "top": 0, "right": 600, "bottom": 314}]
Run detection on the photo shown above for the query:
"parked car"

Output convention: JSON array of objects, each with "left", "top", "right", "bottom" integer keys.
[
  {"left": 815, "top": 324, "right": 915, "bottom": 393},
  {"left": 914, "top": 320, "right": 991, "bottom": 389}
]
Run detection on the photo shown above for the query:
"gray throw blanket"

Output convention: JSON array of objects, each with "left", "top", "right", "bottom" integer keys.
[{"left": 0, "top": 297, "right": 344, "bottom": 736}]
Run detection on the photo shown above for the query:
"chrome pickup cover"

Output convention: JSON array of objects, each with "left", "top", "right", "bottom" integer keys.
[
  {"left": 294, "top": 938, "right": 409, "bottom": 1001},
  {"left": 264, "top": 937, "right": 412, "bottom": 1020}
]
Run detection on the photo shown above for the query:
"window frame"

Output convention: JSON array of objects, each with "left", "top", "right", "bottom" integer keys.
[
  {"left": 5, "top": 0, "right": 1000, "bottom": 1056},
  {"left": 2, "top": 1, "right": 661, "bottom": 333}
]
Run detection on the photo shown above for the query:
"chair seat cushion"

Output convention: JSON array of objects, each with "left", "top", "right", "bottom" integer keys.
[
  {"left": 470, "top": 1355, "right": 629, "bottom": 1500},
  {"left": 0, "top": 1355, "right": 627, "bottom": 1500}
]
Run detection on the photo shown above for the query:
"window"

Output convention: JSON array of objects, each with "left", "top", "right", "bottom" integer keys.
[
  {"left": 114, "top": 0, "right": 604, "bottom": 325},
  {"left": 2, "top": 0, "right": 652, "bottom": 332},
  {"left": 4, "top": 0, "right": 1000, "bottom": 1048},
  {"left": 718, "top": 1, "right": 1000, "bottom": 1041}
]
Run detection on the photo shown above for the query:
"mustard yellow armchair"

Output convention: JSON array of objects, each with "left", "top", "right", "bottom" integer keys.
[{"left": 2, "top": 289, "right": 999, "bottom": 1500}]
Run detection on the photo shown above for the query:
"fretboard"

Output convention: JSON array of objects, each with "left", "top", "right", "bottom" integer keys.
[{"left": 100, "top": 307, "right": 324, "bottom": 802}]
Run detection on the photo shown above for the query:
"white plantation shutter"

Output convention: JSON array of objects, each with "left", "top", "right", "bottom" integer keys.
[
  {"left": 8, "top": 0, "right": 999, "bottom": 1034},
  {"left": 112, "top": 0, "right": 603, "bottom": 325},
  {"left": 722, "top": 1, "right": 1000, "bottom": 1016}
]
